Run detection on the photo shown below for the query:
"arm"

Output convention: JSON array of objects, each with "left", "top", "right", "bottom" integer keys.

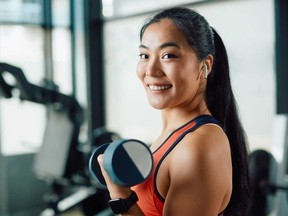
[{"left": 163, "top": 125, "right": 232, "bottom": 216}]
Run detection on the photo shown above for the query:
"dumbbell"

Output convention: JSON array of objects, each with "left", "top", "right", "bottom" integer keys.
[{"left": 89, "top": 139, "right": 153, "bottom": 187}]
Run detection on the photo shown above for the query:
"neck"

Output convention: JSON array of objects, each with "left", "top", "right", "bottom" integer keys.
[{"left": 160, "top": 94, "right": 210, "bottom": 133}]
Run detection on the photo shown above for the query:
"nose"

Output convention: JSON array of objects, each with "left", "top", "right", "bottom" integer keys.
[{"left": 145, "top": 58, "right": 163, "bottom": 77}]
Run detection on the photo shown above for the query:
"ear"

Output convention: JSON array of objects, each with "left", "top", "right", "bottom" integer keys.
[{"left": 201, "top": 54, "right": 214, "bottom": 79}]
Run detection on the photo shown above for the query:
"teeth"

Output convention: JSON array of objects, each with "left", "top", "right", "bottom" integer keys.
[{"left": 149, "top": 85, "right": 171, "bottom": 90}]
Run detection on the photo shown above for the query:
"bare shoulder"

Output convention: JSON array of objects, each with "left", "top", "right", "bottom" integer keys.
[
  {"left": 171, "top": 124, "right": 230, "bottom": 169},
  {"left": 168, "top": 123, "right": 232, "bottom": 192}
]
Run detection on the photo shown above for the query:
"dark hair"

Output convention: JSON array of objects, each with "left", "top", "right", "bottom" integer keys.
[{"left": 140, "top": 7, "right": 250, "bottom": 216}]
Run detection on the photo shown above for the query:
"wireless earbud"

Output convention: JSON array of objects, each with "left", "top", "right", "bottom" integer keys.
[{"left": 204, "top": 64, "right": 208, "bottom": 79}]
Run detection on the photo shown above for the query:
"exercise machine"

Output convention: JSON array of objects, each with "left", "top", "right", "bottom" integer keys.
[
  {"left": 0, "top": 62, "right": 118, "bottom": 215},
  {"left": 247, "top": 116, "right": 288, "bottom": 216}
]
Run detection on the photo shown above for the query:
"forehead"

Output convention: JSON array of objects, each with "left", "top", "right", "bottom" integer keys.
[{"left": 141, "top": 19, "right": 190, "bottom": 48}]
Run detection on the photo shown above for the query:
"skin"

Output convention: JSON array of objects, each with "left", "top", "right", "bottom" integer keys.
[{"left": 98, "top": 18, "right": 232, "bottom": 216}]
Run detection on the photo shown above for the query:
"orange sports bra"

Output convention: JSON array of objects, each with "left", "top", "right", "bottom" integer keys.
[{"left": 132, "top": 115, "right": 224, "bottom": 216}]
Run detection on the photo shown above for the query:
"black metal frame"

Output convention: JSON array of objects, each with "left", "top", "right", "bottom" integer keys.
[
  {"left": 42, "top": 0, "right": 54, "bottom": 81},
  {"left": 275, "top": 0, "right": 288, "bottom": 114},
  {"left": 84, "top": 0, "right": 106, "bottom": 138}
]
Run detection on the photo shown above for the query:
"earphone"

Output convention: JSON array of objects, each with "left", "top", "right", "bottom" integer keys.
[{"left": 204, "top": 64, "right": 208, "bottom": 79}]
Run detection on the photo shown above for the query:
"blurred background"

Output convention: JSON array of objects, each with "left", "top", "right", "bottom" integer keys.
[{"left": 0, "top": 0, "right": 287, "bottom": 215}]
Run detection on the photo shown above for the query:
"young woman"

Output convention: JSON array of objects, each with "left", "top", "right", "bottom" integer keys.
[{"left": 98, "top": 7, "right": 250, "bottom": 216}]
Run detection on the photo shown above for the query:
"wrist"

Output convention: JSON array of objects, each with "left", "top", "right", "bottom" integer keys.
[
  {"left": 109, "top": 188, "right": 132, "bottom": 199},
  {"left": 108, "top": 190, "right": 139, "bottom": 214}
]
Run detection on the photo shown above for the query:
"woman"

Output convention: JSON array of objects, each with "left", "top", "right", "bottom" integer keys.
[{"left": 98, "top": 7, "right": 250, "bottom": 216}]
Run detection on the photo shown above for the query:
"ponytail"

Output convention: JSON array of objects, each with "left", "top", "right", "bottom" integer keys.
[{"left": 206, "top": 28, "right": 250, "bottom": 216}]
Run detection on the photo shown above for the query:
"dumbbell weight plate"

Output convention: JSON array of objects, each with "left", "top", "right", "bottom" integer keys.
[
  {"left": 103, "top": 139, "right": 153, "bottom": 187},
  {"left": 89, "top": 143, "right": 110, "bottom": 186}
]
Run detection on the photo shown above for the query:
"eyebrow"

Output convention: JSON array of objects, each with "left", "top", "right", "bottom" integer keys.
[{"left": 139, "top": 42, "right": 181, "bottom": 50}]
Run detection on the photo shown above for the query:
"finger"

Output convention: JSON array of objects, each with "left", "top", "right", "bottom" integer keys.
[
  {"left": 97, "top": 154, "right": 131, "bottom": 198},
  {"left": 97, "top": 154, "right": 112, "bottom": 185},
  {"left": 98, "top": 154, "right": 122, "bottom": 189}
]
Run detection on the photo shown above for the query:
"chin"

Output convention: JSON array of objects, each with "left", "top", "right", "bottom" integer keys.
[{"left": 148, "top": 101, "right": 166, "bottom": 110}]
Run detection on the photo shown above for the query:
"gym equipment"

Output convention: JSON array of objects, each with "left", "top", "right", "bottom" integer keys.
[
  {"left": 0, "top": 62, "right": 84, "bottom": 179},
  {"left": 247, "top": 149, "right": 288, "bottom": 216},
  {"left": 0, "top": 62, "right": 85, "bottom": 181},
  {"left": 0, "top": 62, "right": 118, "bottom": 215},
  {"left": 89, "top": 139, "right": 153, "bottom": 187}
]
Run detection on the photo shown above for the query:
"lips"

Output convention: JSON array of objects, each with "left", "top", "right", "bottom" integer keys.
[{"left": 148, "top": 84, "right": 172, "bottom": 91}]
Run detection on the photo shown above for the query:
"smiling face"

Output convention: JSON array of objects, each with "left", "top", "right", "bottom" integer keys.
[{"left": 137, "top": 19, "right": 204, "bottom": 111}]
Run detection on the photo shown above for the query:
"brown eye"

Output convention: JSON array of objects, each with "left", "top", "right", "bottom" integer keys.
[
  {"left": 162, "top": 53, "right": 177, "bottom": 59},
  {"left": 139, "top": 54, "right": 148, "bottom": 59}
]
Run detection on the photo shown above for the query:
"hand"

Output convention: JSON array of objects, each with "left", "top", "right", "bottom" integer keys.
[{"left": 97, "top": 154, "right": 132, "bottom": 199}]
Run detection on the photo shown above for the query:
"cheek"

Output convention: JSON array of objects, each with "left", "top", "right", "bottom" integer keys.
[{"left": 165, "top": 65, "right": 187, "bottom": 83}]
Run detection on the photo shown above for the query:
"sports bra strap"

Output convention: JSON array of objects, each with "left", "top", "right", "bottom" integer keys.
[{"left": 192, "top": 114, "right": 221, "bottom": 130}]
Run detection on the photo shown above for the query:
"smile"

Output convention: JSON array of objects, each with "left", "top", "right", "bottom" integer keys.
[{"left": 148, "top": 85, "right": 172, "bottom": 91}]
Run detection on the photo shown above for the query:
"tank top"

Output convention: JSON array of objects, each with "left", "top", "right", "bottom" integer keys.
[{"left": 132, "top": 115, "right": 224, "bottom": 216}]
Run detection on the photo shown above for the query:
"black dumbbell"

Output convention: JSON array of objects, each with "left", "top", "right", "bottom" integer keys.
[{"left": 89, "top": 139, "right": 153, "bottom": 187}]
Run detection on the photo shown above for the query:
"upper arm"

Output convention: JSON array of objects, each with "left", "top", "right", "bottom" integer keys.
[{"left": 163, "top": 126, "right": 232, "bottom": 216}]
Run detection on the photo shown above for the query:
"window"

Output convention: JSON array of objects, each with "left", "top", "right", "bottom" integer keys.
[{"left": 0, "top": 0, "right": 73, "bottom": 155}]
